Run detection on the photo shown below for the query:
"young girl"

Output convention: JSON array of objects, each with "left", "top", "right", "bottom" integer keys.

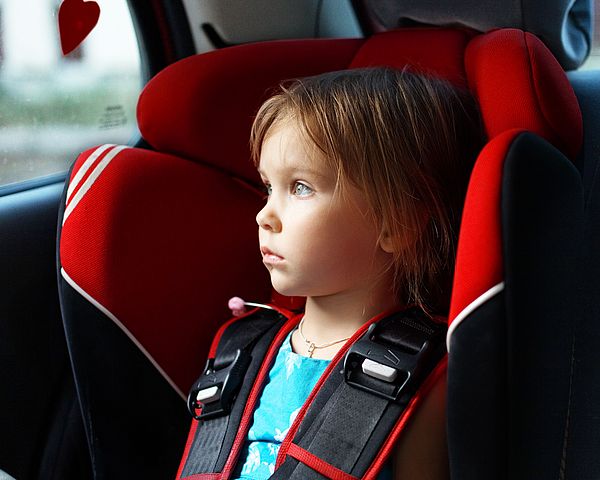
[{"left": 232, "top": 67, "right": 483, "bottom": 479}]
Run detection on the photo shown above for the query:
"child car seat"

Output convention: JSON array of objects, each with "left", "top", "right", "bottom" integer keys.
[
  {"left": 447, "top": 29, "right": 584, "bottom": 479},
  {"left": 57, "top": 28, "right": 584, "bottom": 479}
]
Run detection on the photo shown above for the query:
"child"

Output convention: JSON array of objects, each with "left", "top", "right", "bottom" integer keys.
[{"left": 231, "top": 67, "right": 483, "bottom": 479}]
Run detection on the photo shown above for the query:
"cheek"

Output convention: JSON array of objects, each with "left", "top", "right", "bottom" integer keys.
[
  {"left": 331, "top": 208, "right": 380, "bottom": 250},
  {"left": 300, "top": 210, "right": 381, "bottom": 269}
]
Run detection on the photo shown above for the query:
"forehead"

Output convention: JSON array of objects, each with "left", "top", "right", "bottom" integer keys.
[{"left": 257, "top": 120, "right": 330, "bottom": 179}]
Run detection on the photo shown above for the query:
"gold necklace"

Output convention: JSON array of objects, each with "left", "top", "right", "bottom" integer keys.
[{"left": 298, "top": 318, "right": 352, "bottom": 358}]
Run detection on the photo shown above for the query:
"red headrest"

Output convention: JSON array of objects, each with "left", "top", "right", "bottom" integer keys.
[
  {"left": 465, "top": 29, "right": 582, "bottom": 161},
  {"left": 137, "top": 38, "right": 362, "bottom": 184},
  {"left": 137, "top": 28, "right": 582, "bottom": 181}
]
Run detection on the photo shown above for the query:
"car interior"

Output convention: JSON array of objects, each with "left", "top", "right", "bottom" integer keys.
[{"left": 1, "top": 0, "right": 599, "bottom": 479}]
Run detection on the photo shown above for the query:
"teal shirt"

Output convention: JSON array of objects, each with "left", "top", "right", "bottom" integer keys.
[{"left": 232, "top": 331, "right": 392, "bottom": 480}]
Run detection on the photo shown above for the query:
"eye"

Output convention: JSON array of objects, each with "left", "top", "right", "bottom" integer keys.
[
  {"left": 262, "top": 183, "right": 272, "bottom": 198},
  {"left": 292, "top": 182, "right": 313, "bottom": 197}
]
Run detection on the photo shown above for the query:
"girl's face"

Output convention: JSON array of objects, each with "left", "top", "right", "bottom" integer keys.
[{"left": 256, "top": 121, "right": 392, "bottom": 300}]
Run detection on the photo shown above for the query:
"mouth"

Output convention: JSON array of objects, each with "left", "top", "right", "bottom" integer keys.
[{"left": 260, "top": 246, "right": 285, "bottom": 265}]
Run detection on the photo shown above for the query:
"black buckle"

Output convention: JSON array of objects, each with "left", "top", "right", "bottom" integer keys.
[
  {"left": 187, "top": 349, "right": 251, "bottom": 420},
  {"left": 343, "top": 318, "right": 445, "bottom": 402}
]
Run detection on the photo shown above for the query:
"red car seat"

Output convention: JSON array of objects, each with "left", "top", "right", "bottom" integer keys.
[
  {"left": 447, "top": 31, "right": 584, "bottom": 479},
  {"left": 57, "top": 28, "right": 583, "bottom": 478}
]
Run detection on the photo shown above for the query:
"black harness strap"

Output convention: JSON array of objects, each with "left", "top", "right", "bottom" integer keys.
[
  {"left": 271, "top": 307, "right": 446, "bottom": 479},
  {"left": 180, "top": 306, "right": 445, "bottom": 479},
  {"left": 181, "top": 308, "right": 289, "bottom": 477}
]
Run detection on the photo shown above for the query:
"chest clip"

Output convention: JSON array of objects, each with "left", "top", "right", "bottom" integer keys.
[
  {"left": 187, "top": 349, "right": 251, "bottom": 420},
  {"left": 343, "top": 314, "right": 445, "bottom": 402}
]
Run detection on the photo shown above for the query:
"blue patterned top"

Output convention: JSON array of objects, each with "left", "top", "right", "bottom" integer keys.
[{"left": 231, "top": 330, "right": 393, "bottom": 480}]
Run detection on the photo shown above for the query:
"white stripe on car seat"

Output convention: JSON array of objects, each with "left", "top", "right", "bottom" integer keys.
[
  {"left": 62, "top": 145, "right": 129, "bottom": 226},
  {"left": 446, "top": 281, "right": 505, "bottom": 352},
  {"left": 66, "top": 144, "right": 116, "bottom": 204},
  {"left": 60, "top": 267, "right": 185, "bottom": 401}
]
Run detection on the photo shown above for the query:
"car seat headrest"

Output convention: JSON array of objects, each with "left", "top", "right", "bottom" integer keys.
[
  {"left": 362, "top": 0, "right": 591, "bottom": 70},
  {"left": 347, "top": 28, "right": 471, "bottom": 85},
  {"left": 137, "top": 38, "right": 363, "bottom": 184},
  {"left": 137, "top": 28, "right": 582, "bottom": 182},
  {"left": 465, "top": 29, "right": 582, "bottom": 161}
]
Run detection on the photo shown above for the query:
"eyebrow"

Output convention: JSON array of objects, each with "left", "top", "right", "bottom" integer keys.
[{"left": 257, "top": 164, "right": 328, "bottom": 179}]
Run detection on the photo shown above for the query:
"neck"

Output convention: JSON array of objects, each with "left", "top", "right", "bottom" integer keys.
[{"left": 301, "top": 282, "right": 401, "bottom": 345}]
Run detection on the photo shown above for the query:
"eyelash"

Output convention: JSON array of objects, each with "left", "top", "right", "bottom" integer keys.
[{"left": 261, "top": 181, "right": 313, "bottom": 198}]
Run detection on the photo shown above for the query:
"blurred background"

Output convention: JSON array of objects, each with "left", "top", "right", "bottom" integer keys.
[
  {"left": 0, "top": 0, "right": 597, "bottom": 188},
  {"left": 0, "top": 0, "right": 141, "bottom": 187}
]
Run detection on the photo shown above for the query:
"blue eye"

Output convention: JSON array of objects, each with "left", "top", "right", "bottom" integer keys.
[
  {"left": 293, "top": 182, "right": 313, "bottom": 196},
  {"left": 263, "top": 184, "right": 272, "bottom": 197}
]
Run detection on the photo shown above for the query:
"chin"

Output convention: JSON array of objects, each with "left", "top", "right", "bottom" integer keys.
[
  {"left": 270, "top": 271, "right": 331, "bottom": 298},
  {"left": 271, "top": 283, "right": 300, "bottom": 298},
  {"left": 272, "top": 282, "right": 329, "bottom": 299},
  {"left": 270, "top": 277, "right": 305, "bottom": 298}
]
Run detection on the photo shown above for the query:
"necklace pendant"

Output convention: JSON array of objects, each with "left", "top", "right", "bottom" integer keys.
[{"left": 307, "top": 342, "right": 316, "bottom": 357}]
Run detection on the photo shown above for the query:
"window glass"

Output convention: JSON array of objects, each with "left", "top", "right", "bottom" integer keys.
[
  {"left": 0, "top": 0, "right": 142, "bottom": 188},
  {"left": 581, "top": 0, "right": 600, "bottom": 70}
]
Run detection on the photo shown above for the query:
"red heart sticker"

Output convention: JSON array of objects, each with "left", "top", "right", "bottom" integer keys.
[{"left": 58, "top": 0, "right": 101, "bottom": 56}]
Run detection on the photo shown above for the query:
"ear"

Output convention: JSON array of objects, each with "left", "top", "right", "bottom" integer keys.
[
  {"left": 379, "top": 231, "right": 397, "bottom": 253},
  {"left": 379, "top": 209, "right": 429, "bottom": 254},
  {"left": 379, "top": 227, "right": 413, "bottom": 253}
]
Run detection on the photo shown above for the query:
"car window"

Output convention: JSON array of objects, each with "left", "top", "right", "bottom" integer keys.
[
  {"left": 580, "top": 0, "right": 600, "bottom": 70},
  {"left": 0, "top": 0, "right": 142, "bottom": 188}
]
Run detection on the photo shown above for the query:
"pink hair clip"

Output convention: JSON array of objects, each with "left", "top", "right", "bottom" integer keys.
[
  {"left": 227, "top": 297, "right": 276, "bottom": 316},
  {"left": 228, "top": 296, "right": 247, "bottom": 316}
]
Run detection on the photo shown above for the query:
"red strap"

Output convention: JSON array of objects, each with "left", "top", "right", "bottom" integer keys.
[
  {"left": 180, "top": 474, "right": 221, "bottom": 480},
  {"left": 287, "top": 443, "right": 359, "bottom": 480}
]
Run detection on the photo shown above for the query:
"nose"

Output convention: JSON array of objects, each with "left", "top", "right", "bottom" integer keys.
[{"left": 256, "top": 201, "right": 282, "bottom": 232}]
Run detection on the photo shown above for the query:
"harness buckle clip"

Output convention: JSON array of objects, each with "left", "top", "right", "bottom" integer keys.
[
  {"left": 187, "top": 348, "right": 251, "bottom": 420},
  {"left": 343, "top": 317, "right": 445, "bottom": 402}
]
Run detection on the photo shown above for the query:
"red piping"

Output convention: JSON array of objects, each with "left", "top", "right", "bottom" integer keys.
[
  {"left": 287, "top": 443, "right": 359, "bottom": 480},
  {"left": 181, "top": 474, "right": 220, "bottom": 480}
]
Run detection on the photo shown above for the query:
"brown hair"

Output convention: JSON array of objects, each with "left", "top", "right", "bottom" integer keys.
[{"left": 250, "top": 67, "right": 483, "bottom": 315}]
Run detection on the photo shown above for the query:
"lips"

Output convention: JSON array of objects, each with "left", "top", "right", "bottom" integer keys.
[{"left": 260, "top": 246, "right": 284, "bottom": 264}]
